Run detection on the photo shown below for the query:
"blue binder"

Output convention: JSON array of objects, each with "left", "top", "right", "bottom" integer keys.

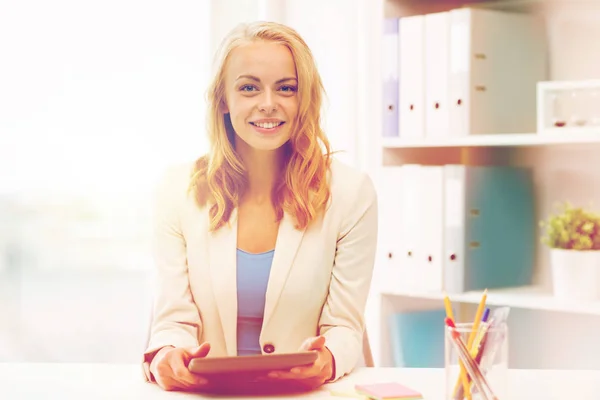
[
  {"left": 382, "top": 18, "right": 399, "bottom": 137},
  {"left": 389, "top": 309, "right": 446, "bottom": 368},
  {"left": 443, "top": 165, "right": 535, "bottom": 293}
]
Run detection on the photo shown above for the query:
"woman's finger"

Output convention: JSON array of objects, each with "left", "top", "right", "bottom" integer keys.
[
  {"left": 299, "top": 336, "right": 326, "bottom": 351},
  {"left": 268, "top": 362, "right": 323, "bottom": 380},
  {"left": 181, "top": 342, "right": 211, "bottom": 366},
  {"left": 156, "top": 376, "right": 190, "bottom": 392},
  {"left": 175, "top": 367, "right": 208, "bottom": 386},
  {"left": 171, "top": 356, "right": 208, "bottom": 386}
]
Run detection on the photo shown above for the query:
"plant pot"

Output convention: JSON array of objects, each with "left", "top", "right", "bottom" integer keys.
[{"left": 550, "top": 248, "right": 600, "bottom": 301}]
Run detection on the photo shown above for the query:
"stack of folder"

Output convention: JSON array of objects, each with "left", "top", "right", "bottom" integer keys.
[
  {"left": 377, "top": 164, "right": 535, "bottom": 294},
  {"left": 382, "top": 7, "right": 547, "bottom": 138}
]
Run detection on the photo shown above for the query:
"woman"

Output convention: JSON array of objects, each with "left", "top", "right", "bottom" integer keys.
[{"left": 142, "top": 20, "right": 378, "bottom": 392}]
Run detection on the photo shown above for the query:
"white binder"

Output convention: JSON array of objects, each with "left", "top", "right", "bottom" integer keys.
[
  {"left": 382, "top": 18, "right": 399, "bottom": 138},
  {"left": 442, "top": 165, "right": 467, "bottom": 293},
  {"left": 417, "top": 166, "right": 445, "bottom": 292},
  {"left": 397, "top": 165, "right": 423, "bottom": 289},
  {"left": 424, "top": 12, "right": 451, "bottom": 139},
  {"left": 376, "top": 167, "right": 404, "bottom": 275},
  {"left": 448, "top": 8, "right": 547, "bottom": 136},
  {"left": 398, "top": 15, "right": 425, "bottom": 139}
]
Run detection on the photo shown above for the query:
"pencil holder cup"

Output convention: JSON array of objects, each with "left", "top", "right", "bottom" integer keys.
[{"left": 444, "top": 322, "right": 508, "bottom": 400}]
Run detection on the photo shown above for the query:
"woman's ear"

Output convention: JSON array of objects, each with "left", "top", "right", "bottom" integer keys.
[{"left": 219, "top": 99, "right": 229, "bottom": 114}]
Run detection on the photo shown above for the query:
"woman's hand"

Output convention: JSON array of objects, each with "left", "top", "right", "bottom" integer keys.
[
  {"left": 150, "top": 342, "right": 211, "bottom": 392},
  {"left": 267, "top": 336, "right": 335, "bottom": 389}
]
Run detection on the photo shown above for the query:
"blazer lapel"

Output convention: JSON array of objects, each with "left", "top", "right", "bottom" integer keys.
[
  {"left": 263, "top": 212, "right": 306, "bottom": 329},
  {"left": 207, "top": 207, "right": 238, "bottom": 356}
]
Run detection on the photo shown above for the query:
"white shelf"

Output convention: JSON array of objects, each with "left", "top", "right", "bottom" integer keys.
[
  {"left": 381, "top": 130, "right": 600, "bottom": 148},
  {"left": 380, "top": 285, "right": 600, "bottom": 316}
]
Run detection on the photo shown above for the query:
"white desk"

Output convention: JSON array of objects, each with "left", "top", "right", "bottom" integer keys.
[{"left": 0, "top": 364, "right": 599, "bottom": 399}]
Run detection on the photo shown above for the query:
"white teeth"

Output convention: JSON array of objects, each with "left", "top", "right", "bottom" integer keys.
[{"left": 254, "top": 122, "right": 282, "bottom": 129}]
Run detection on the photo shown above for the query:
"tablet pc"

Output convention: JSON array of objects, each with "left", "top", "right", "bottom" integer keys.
[{"left": 188, "top": 351, "right": 318, "bottom": 375}]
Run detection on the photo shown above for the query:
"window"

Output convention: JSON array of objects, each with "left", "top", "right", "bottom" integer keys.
[{"left": 0, "top": 0, "right": 210, "bottom": 362}]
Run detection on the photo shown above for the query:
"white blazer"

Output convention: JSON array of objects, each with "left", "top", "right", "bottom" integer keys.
[{"left": 142, "top": 158, "right": 378, "bottom": 382}]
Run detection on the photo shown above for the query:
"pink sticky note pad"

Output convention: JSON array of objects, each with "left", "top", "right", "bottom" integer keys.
[{"left": 355, "top": 382, "right": 423, "bottom": 400}]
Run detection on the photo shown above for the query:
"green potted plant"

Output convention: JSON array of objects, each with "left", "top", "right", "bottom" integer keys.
[{"left": 540, "top": 201, "right": 600, "bottom": 301}]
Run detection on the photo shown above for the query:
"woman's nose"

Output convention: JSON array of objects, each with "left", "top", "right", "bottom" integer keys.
[{"left": 258, "top": 91, "right": 277, "bottom": 113}]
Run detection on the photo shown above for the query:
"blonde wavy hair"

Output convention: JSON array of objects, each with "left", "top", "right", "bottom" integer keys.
[{"left": 189, "top": 21, "right": 333, "bottom": 231}]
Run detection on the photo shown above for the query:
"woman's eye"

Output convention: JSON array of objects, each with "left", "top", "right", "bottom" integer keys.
[
  {"left": 280, "top": 85, "right": 297, "bottom": 92},
  {"left": 240, "top": 85, "right": 257, "bottom": 92}
]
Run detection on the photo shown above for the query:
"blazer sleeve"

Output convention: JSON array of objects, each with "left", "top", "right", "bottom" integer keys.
[
  {"left": 318, "top": 172, "right": 378, "bottom": 382},
  {"left": 141, "top": 164, "right": 202, "bottom": 382}
]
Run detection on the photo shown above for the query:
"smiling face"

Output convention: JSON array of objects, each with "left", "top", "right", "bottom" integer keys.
[{"left": 222, "top": 40, "right": 299, "bottom": 153}]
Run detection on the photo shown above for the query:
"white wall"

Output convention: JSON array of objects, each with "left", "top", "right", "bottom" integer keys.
[
  {"left": 284, "top": 0, "right": 360, "bottom": 167},
  {"left": 544, "top": 2, "right": 600, "bottom": 81},
  {"left": 209, "top": 0, "right": 261, "bottom": 60}
]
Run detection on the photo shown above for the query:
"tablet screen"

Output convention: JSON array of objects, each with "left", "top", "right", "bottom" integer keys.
[
  {"left": 188, "top": 351, "right": 317, "bottom": 375},
  {"left": 187, "top": 352, "right": 319, "bottom": 395}
]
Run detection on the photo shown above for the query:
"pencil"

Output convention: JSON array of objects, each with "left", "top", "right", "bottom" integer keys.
[
  {"left": 452, "top": 289, "right": 488, "bottom": 399},
  {"left": 443, "top": 291, "right": 455, "bottom": 321},
  {"left": 455, "top": 319, "right": 491, "bottom": 400},
  {"left": 444, "top": 292, "right": 470, "bottom": 399},
  {"left": 471, "top": 308, "right": 491, "bottom": 356},
  {"left": 446, "top": 318, "right": 498, "bottom": 400},
  {"left": 467, "top": 289, "right": 488, "bottom": 350}
]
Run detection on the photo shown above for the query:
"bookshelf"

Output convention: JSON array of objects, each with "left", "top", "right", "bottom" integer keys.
[
  {"left": 382, "top": 131, "right": 600, "bottom": 148},
  {"left": 379, "top": 284, "right": 600, "bottom": 317},
  {"left": 358, "top": 0, "right": 600, "bottom": 371}
]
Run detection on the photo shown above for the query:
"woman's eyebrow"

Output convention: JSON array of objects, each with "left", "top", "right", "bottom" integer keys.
[{"left": 235, "top": 74, "right": 298, "bottom": 84}]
